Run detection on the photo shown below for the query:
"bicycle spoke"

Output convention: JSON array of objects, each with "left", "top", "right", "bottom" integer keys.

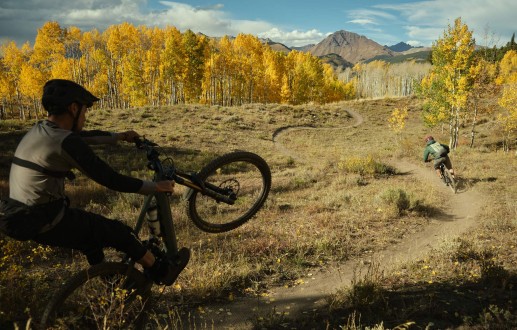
[
  {"left": 195, "top": 161, "right": 264, "bottom": 224},
  {"left": 187, "top": 151, "right": 271, "bottom": 233}
]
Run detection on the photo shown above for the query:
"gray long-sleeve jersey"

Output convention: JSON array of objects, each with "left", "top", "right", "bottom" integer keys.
[{"left": 9, "top": 120, "right": 156, "bottom": 207}]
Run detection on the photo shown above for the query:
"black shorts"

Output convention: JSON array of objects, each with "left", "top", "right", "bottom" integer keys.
[
  {"left": 433, "top": 156, "right": 452, "bottom": 170},
  {"left": 34, "top": 208, "right": 147, "bottom": 265}
]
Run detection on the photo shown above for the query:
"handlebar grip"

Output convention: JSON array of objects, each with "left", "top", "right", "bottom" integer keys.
[{"left": 134, "top": 137, "right": 158, "bottom": 148}]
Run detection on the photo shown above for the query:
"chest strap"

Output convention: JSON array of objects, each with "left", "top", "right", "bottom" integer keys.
[{"left": 12, "top": 157, "right": 76, "bottom": 180}]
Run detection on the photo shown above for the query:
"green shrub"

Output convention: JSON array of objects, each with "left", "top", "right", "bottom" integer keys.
[
  {"left": 377, "top": 188, "right": 410, "bottom": 216},
  {"left": 338, "top": 155, "right": 395, "bottom": 176}
]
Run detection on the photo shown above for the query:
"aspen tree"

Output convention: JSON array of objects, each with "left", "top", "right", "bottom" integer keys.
[
  {"left": 1, "top": 42, "right": 29, "bottom": 118},
  {"left": 160, "top": 26, "right": 184, "bottom": 105},
  {"left": 263, "top": 48, "right": 286, "bottom": 104},
  {"left": 81, "top": 29, "right": 109, "bottom": 105},
  {"left": 18, "top": 62, "right": 45, "bottom": 119},
  {"left": 217, "top": 36, "right": 238, "bottom": 106},
  {"left": 496, "top": 50, "right": 517, "bottom": 152},
  {"left": 421, "top": 17, "right": 475, "bottom": 149},
  {"left": 143, "top": 27, "right": 165, "bottom": 106},
  {"left": 232, "top": 34, "right": 265, "bottom": 103},
  {"left": 63, "top": 26, "right": 83, "bottom": 81},
  {"left": 1, "top": 21, "right": 354, "bottom": 111},
  {"left": 467, "top": 58, "right": 498, "bottom": 147},
  {"left": 31, "top": 21, "right": 65, "bottom": 77},
  {"left": 181, "top": 30, "right": 208, "bottom": 103}
]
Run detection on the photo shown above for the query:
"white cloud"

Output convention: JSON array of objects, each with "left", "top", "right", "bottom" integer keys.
[
  {"left": 0, "top": 0, "right": 329, "bottom": 48},
  {"left": 148, "top": 2, "right": 325, "bottom": 46},
  {"left": 347, "top": 9, "right": 397, "bottom": 22},
  {"left": 403, "top": 25, "right": 444, "bottom": 45},
  {"left": 258, "top": 28, "right": 328, "bottom": 47},
  {"left": 153, "top": 1, "right": 234, "bottom": 34},
  {"left": 344, "top": 8, "right": 403, "bottom": 45},
  {"left": 2, "top": 0, "right": 515, "bottom": 49},
  {"left": 348, "top": 19, "right": 377, "bottom": 26},
  {"left": 377, "top": 0, "right": 517, "bottom": 46},
  {"left": 0, "top": 0, "right": 149, "bottom": 45},
  {"left": 406, "top": 40, "right": 424, "bottom": 47}
]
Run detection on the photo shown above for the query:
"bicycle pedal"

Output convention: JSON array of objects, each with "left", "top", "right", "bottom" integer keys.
[{"left": 143, "top": 239, "right": 166, "bottom": 259}]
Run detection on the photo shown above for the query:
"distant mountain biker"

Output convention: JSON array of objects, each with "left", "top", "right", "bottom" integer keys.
[
  {"left": 423, "top": 135, "right": 456, "bottom": 179},
  {"left": 0, "top": 79, "right": 189, "bottom": 286}
]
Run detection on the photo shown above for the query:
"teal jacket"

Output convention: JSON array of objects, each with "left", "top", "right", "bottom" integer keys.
[{"left": 423, "top": 140, "right": 450, "bottom": 162}]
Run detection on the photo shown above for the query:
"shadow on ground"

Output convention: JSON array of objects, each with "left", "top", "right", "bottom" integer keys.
[{"left": 253, "top": 272, "right": 517, "bottom": 329}]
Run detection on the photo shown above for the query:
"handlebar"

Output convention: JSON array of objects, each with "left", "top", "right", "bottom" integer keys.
[
  {"left": 133, "top": 137, "right": 200, "bottom": 188},
  {"left": 133, "top": 137, "right": 234, "bottom": 204},
  {"left": 134, "top": 137, "right": 157, "bottom": 149},
  {"left": 134, "top": 137, "right": 170, "bottom": 180}
]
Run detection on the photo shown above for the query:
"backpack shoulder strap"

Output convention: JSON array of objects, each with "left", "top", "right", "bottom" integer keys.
[{"left": 12, "top": 157, "right": 75, "bottom": 180}]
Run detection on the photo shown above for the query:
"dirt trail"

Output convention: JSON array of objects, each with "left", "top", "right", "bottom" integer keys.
[
  {"left": 271, "top": 109, "right": 363, "bottom": 164},
  {"left": 186, "top": 109, "right": 484, "bottom": 329}
]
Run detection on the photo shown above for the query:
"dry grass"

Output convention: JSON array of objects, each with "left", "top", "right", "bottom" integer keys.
[{"left": 0, "top": 97, "right": 515, "bottom": 329}]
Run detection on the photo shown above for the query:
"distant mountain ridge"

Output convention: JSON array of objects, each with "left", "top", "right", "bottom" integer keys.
[
  {"left": 241, "top": 30, "right": 430, "bottom": 70},
  {"left": 308, "top": 30, "right": 395, "bottom": 64},
  {"left": 387, "top": 42, "right": 415, "bottom": 52}
]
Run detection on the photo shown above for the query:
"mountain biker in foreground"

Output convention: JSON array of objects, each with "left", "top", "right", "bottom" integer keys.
[
  {"left": 0, "top": 79, "right": 189, "bottom": 286},
  {"left": 423, "top": 135, "right": 456, "bottom": 179}
]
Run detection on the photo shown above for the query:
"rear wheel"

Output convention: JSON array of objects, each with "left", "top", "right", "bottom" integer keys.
[
  {"left": 186, "top": 151, "right": 271, "bottom": 233},
  {"left": 40, "top": 262, "right": 152, "bottom": 330}
]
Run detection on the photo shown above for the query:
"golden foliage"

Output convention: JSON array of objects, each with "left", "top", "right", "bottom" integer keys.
[
  {"left": 338, "top": 155, "right": 392, "bottom": 176},
  {"left": 496, "top": 51, "right": 517, "bottom": 151},
  {"left": 0, "top": 21, "right": 352, "bottom": 117},
  {"left": 388, "top": 106, "right": 409, "bottom": 133},
  {"left": 419, "top": 17, "right": 476, "bottom": 148}
]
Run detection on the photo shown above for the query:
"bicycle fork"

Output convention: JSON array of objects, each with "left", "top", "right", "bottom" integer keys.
[{"left": 134, "top": 194, "right": 179, "bottom": 261}]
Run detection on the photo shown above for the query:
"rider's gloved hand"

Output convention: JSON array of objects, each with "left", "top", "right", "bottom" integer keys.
[
  {"left": 155, "top": 180, "right": 175, "bottom": 193},
  {"left": 118, "top": 130, "right": 140, "bottom": 142}
]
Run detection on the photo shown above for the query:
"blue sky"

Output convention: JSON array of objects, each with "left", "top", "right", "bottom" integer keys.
[{"left": 1, "top": 0, "right": 515, "bottom": 48}]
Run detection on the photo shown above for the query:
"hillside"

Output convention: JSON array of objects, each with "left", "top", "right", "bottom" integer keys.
[
  {"left": 365, "top": 49, "right": 431, "bottom": 64},
  {"left": 262, "top": 38, "right": 291, "bottom": 53},
  {"left": 1, "top": 98, "right": 515, "bottom": 329},
  {"left": 319, "top": 53, "right": 354, "bottom": 70},
  {"left": 291, "top": 44, "right": 314, "bottom": 52}
]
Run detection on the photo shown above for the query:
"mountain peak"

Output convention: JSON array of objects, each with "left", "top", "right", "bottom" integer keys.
[
  {"left": 309, "top": 30, "right": 394, "bottom": 64},
  {"left": 387, "top": 42, "right": 414, "bottom": 52}
]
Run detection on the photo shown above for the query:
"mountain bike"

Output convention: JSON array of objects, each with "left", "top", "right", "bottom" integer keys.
[
  {"left": 39, "top": 138, "right": 272, "bottom": 329},
  {"left": 438, "top": 162, "right": 457, "bottom": 193}
]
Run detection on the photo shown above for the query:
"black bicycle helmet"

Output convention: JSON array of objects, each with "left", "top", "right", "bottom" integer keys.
[{"left": 42, "top": 79, "right": 99, "bottom": 115}]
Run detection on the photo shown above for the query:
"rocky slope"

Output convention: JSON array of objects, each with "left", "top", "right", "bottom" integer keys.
[{"left": 308, "top": 30, "right": 395, "bottom": 64}]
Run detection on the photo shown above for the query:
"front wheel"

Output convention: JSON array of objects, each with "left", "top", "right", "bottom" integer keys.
[
  {"left": 40, "top": 262, "right": 152, "bottom": 329},
  {"left": 444, "top": 170, "right": 457, "bottom": 193},
  {"left": 186, "top": 151, "right": 271, "bottom": 233}
]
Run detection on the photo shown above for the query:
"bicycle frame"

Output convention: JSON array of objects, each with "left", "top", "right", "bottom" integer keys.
[
  {"left": 174, "top": 169, "right": 237, "bottom": 204},
  {"left": 39, "top": 138, "right": 271, "bottom": 329},
  {"left": 132, "top": 194, "right": 177, "bottom": 259},
  {"left": 132, "top": 139, "right": 184, "bottom": 260},
  {"left": 132, "top": 138, "right": 238, "bottom": 261}
]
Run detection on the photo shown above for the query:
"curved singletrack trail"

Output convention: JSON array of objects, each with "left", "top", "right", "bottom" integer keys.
[{"left": 186, "top": 108, "right": 483, "bottom": 329}]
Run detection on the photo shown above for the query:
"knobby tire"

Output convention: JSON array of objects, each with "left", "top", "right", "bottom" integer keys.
[
  {"left": 444, "top": 170, "right": 457, "bottom": 193},
  {"left": 186, "top": 151, "right": 271, "bottom": 233},
  {"left": 40, "top": 262, "right": 152, "bottom": 330},
  {"left": 440, "top": 164, "right": 456, "bottom": 194}
]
